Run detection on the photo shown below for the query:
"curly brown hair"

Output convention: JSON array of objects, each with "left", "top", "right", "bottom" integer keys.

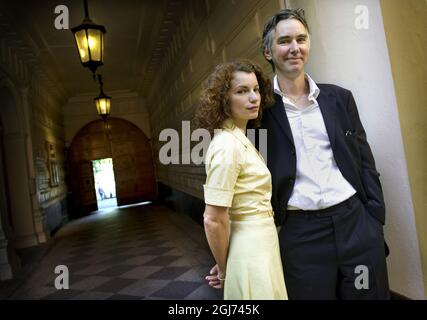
[{"left": 192, "top": 60, "right": 274, "bottom": 135}]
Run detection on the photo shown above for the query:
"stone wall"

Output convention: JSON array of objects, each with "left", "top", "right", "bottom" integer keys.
[{"left": 149, "top": 0, "right": 284, "bottom": 200}]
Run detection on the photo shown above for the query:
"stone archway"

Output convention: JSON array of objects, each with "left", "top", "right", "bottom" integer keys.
[{"left": 68, "top": 117, "right": 157, "bottom": 216}]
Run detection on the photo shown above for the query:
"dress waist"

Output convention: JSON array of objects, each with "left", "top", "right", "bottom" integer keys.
[{"left": 229, "top": 210, "right": 274, "bottom": 221}]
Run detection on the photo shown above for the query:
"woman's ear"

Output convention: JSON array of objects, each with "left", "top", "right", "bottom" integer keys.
[
  {"left": 222, "top": 97, "right": 230, "bottom": 117},
  {"left": 223, "top": 104, "right": 230, "bottom": 117}
]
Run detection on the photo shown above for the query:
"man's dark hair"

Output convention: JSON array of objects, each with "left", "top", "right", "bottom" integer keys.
[{"left": 262, "top": 8, "right": 310, "bottom": 71}]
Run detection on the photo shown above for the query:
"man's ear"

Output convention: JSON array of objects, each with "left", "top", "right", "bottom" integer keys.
[{"left": 264, "top": 49, "right": 272, "bottom": 61}]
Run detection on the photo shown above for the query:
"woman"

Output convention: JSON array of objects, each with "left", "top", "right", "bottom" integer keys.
[{"left": 193, "top": 60, "right": 288, "bottom": 300}]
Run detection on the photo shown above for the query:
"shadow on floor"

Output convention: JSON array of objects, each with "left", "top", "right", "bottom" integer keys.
[{"left": 1, "top": 203, "right": 222, "bottom": 300}]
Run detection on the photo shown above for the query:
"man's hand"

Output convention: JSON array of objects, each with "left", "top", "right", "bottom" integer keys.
[{"left": 205, "top": 264, "right": 224, "bottom": 289}]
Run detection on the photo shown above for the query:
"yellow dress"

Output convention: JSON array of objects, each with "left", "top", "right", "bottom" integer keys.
[{"left": 203, "top": 119, "right": 288, "bottom": 300}]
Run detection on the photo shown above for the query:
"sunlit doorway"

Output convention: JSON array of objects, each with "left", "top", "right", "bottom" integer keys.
[{"left": 92, "top": 158, "right": 117, "bottom": 209}]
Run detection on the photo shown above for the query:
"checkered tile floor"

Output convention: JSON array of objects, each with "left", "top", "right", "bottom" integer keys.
[{"left": 5, "top": 204, "right": 223, "bottom": 300}]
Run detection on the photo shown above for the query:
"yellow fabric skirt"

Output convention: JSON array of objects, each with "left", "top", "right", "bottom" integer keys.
[{"left": 224, "top": 215, "right": 288, "bottom": 300}]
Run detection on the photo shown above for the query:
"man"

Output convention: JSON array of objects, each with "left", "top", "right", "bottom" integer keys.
[{"left": 207, "top": 8, "right": 390, "bottom": 300}]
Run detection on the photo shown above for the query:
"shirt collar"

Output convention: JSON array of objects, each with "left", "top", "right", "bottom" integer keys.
[
  {"left": 220, "top": 118, "right": 251, "bottom": 148},
  {"left": 273, "top": 73, "right": 320, "bottom": 100}
]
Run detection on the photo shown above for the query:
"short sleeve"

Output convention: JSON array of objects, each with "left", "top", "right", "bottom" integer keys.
[{"left": 203, "top": 133, "right": 241, "bottom": 207}]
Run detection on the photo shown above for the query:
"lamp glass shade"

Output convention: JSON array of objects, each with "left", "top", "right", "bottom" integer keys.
[
  {"left": 95, "top": 97, "right": 111, "bottom": 116},
  {"left": 71, "top": 21, "right": 105, "bottom": 70},
  {"left": 74, "top": 29, "right": 90, "bottom": 63},
  {"left": 87, "top": 28, "right": 102, "bottom": 62}
]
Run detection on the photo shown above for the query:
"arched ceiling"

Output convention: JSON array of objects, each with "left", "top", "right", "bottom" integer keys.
[{"left": 0, "top": 0, "right": 190, "bottom": 99}]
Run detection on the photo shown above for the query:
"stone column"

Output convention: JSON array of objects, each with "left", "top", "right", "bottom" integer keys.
[
  {"left": 3, "top": 133, "right": 39, "bottom": 248},
  {"left": 21, "top": 87, "right": 50, "bottom": 244},
  {"left": 0, "top": 125, "right": 21, "bottom": 280}
]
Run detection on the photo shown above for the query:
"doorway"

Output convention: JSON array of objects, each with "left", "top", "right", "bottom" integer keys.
[
  {"left": 69, "top": 118, "right": 157, "bottom": 215},
  {"left": 92, "top": 158, "right": 117, "bottom": 209}
]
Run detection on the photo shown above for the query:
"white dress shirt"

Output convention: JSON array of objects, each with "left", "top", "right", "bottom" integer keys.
[{"left": 273, "top": 74, "right": 356, "bottom": 210}]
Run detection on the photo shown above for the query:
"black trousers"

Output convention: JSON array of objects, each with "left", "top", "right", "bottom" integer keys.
[{"left": 278, "top": 195, "right": 390, "bottom": 300}]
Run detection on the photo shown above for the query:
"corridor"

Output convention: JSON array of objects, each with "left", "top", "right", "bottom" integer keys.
[
  {"left": 2, "top": 204, "right": 222, "bottom": 300},
  {"left": 0, "top": 0, "right": 425, "bottom": 300}
]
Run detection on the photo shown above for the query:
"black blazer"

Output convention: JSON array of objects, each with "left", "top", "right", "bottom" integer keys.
[{"left": 259, "top": 84, "right": 385, "bottom": 226}]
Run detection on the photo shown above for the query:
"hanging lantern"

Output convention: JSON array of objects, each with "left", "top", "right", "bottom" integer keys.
[
  {"left": 71, "top": 0, "right": 106, "bottom": 76},
  {"left": 94, "top": 75, "right": 111, "bottom": 122}
]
